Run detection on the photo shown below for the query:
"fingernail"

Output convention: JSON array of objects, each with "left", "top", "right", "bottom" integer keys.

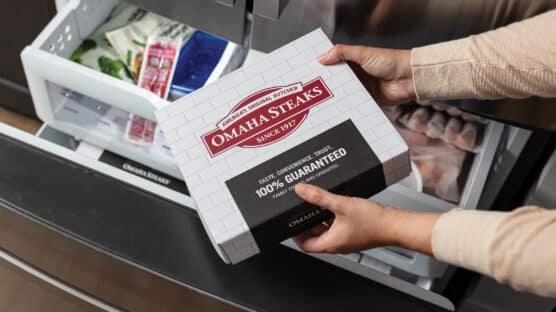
[
  {"left": 317, "top": 53, "right": 328, "bottom": 63},
  {"left": 317, "top": 50, "right": 330, "bottom": 63}
]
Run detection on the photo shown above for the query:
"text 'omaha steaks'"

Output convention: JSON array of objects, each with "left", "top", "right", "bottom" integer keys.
[{"left": 155, "top": 29, "right": 411, "bottom": 264}]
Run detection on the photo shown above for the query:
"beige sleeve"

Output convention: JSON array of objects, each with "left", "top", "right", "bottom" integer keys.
[
  {"left": 411, "top": 9, "right": 556, "bottom": 101},
  {"left": 432, "top": 206, "right": 556, "bottom": 297}
]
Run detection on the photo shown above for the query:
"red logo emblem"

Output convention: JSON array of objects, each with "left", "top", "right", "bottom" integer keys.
[{"left": 202, "top": 77, "right": 333, "bottom": 157}]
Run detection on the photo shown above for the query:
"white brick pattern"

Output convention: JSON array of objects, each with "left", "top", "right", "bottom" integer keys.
[{"left": 155, "top": 29, "right": 409, "bottom": 264}]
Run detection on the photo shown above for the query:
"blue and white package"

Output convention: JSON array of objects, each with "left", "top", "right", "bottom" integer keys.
[{"left": 170, "top": 31, "right": 228, "bottom": 99}]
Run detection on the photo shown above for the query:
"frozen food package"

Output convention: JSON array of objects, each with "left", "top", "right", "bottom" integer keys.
[
  {"left": 407, "top": 107, "right": 432, "bottom": 132},
  {"left": 106, "top": 13, "right": 194, "bottom": 79},
  {"left": 461, "top": 111, "right": 481, "bottom": 122},
  {"left": 155, "top": 29, "right": 410, "bottom": 264},
  {"left": 70, "top": 2, "right": 146, "bottom": 83},
  {"left": 381, "top": 104, "right": 406, "bottom": 122},
  {"left": 431, "top": 101, "right": 448, "bottom": 112},
  {"left": 456, "top": 122, "right": 479, "bottom": 152},
  {"left": 433, "top": 102, "right": 481, "bottom": 122},
  {"left": 425, "top": 112, "right": 447, "bottom": 139},
  {"left": 136, "top": 35, "right": 181, "bottom": 99},
  {"left": 416, "top": 100, "right": 431, "bottom": 106},
  {"left": 125, "top": 114, "right": 148, "bottom": 144},
  {"left": 446, "top": 105, "right": 462, "bottom": 117},
  {"left": 125, "top": 35, "right": 181, "bottom": 145},
  {"left": 397, "top": 111, "right": 412, "bottom": 129},
  {"left": 443, "top": 117, "right": 462, "bottom": 145},
  {"left": 397, "top": 127, "right": 468, "bottom": 203},
  {"left": 169, "top": 31, "right": 230, "bottom": 98},
  {"left": 393, "top": 102, "right": 483, "bottom": 152}
]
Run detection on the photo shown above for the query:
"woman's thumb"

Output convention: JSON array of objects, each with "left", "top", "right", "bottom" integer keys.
[
  {"left": 295, "top": 183, "right": 347, "bottom": 214},
  {"left": 318, "top": 44, "right": 367, "bottom": 65}
]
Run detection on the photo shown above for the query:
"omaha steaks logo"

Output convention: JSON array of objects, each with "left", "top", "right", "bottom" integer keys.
[{"left": 202, "top": 77, "right": 333, "bottom": 157}]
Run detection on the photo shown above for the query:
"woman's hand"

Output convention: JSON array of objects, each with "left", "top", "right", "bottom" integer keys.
[
  {"left": 293, "top": 183, "right": 440, "bottom": 255},
  {"left": 318, "top": 45, "right": 415, "bottom": 105}
]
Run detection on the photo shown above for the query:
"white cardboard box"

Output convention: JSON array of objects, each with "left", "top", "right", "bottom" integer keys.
[{"left": 155, "top": 29, "right": 410, "bottom": 264}]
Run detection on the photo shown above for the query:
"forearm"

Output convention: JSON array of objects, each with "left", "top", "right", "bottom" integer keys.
[
  {"left": 382, "top": 205, "right": 556, "bottom": 297},
  {"left": 380, "top": 206, "right": 440, "bottom": 256},
  {"left": 432, "top": 207, "right": 556, "bottom": 297},
  {"left": 411, "top": 9, "right": 556, "bottom": 101}
]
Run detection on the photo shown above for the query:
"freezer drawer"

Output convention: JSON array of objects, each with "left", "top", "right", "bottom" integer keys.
[
  {"left": 20, "top": 0, "right": 242, "bottom": 178},
  {"left": 20, "top": 0, "right": 506, "bottom": 292},
  {"left": 254, "top": 0, "right": 508, "bottom": 280},
  {"left": 4, "top": 123, "right": 194, "bottom": 210},
  {"left": 0, "top": 121, "right": 450, "bottom": 312},
  {"left": 239, "top": 49, "right": 506, "bottom": 280},
  {"left": 361, "top": 120, "right": 504, "bottom": 279},
  {"left": 35, "top": 124, "right": 457, "bottom": 309}
]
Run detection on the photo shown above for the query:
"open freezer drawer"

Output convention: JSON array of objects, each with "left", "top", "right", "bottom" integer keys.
[
  {"left": 20, "top": 0, "right": 245, "bottom": 178},
  {"left": 0, "top": 121, "right": 455, "bottom": 311},
  {"left": 360, "top": 120, "right": 504, "bottom": 280},
  {"left": 240, "top": 46, "right": 506, "bottom": 283},
  {"left": 283, "top": 119, "right": 505, "bottom": 298},
  {"left": 19, "top": 0, "right": 505, "bottom": 307}
]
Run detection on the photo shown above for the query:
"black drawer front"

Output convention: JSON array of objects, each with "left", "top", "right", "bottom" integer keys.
[{"left": 0, "top": 132, "right": 446, "bottom": 312}]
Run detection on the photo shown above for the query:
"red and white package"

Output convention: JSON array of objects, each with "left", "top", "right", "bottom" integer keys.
[
  {"left": 137, "top": 35, "right": 181, "bottom": 98},
  {"left": 125, "top": 35, "right": 181, "bottom": 145},
  {"left": 126, "top": 114, "right": 147, "bottom": 144},
  {"left": 125, "top": 115, "right": 159, "bottom": 145}
]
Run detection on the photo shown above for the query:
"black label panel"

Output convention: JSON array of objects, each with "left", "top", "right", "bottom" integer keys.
[
  {"left": 225, "top": 120, "right": 386, "bottom": 249},
  {"left": 99, "top": 151, "right": 189, "bottom": 196}
]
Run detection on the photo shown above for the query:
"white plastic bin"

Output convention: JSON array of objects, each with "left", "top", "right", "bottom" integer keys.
[{"left": 21, "top": 0, "right": 240, "bottom": 178}]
